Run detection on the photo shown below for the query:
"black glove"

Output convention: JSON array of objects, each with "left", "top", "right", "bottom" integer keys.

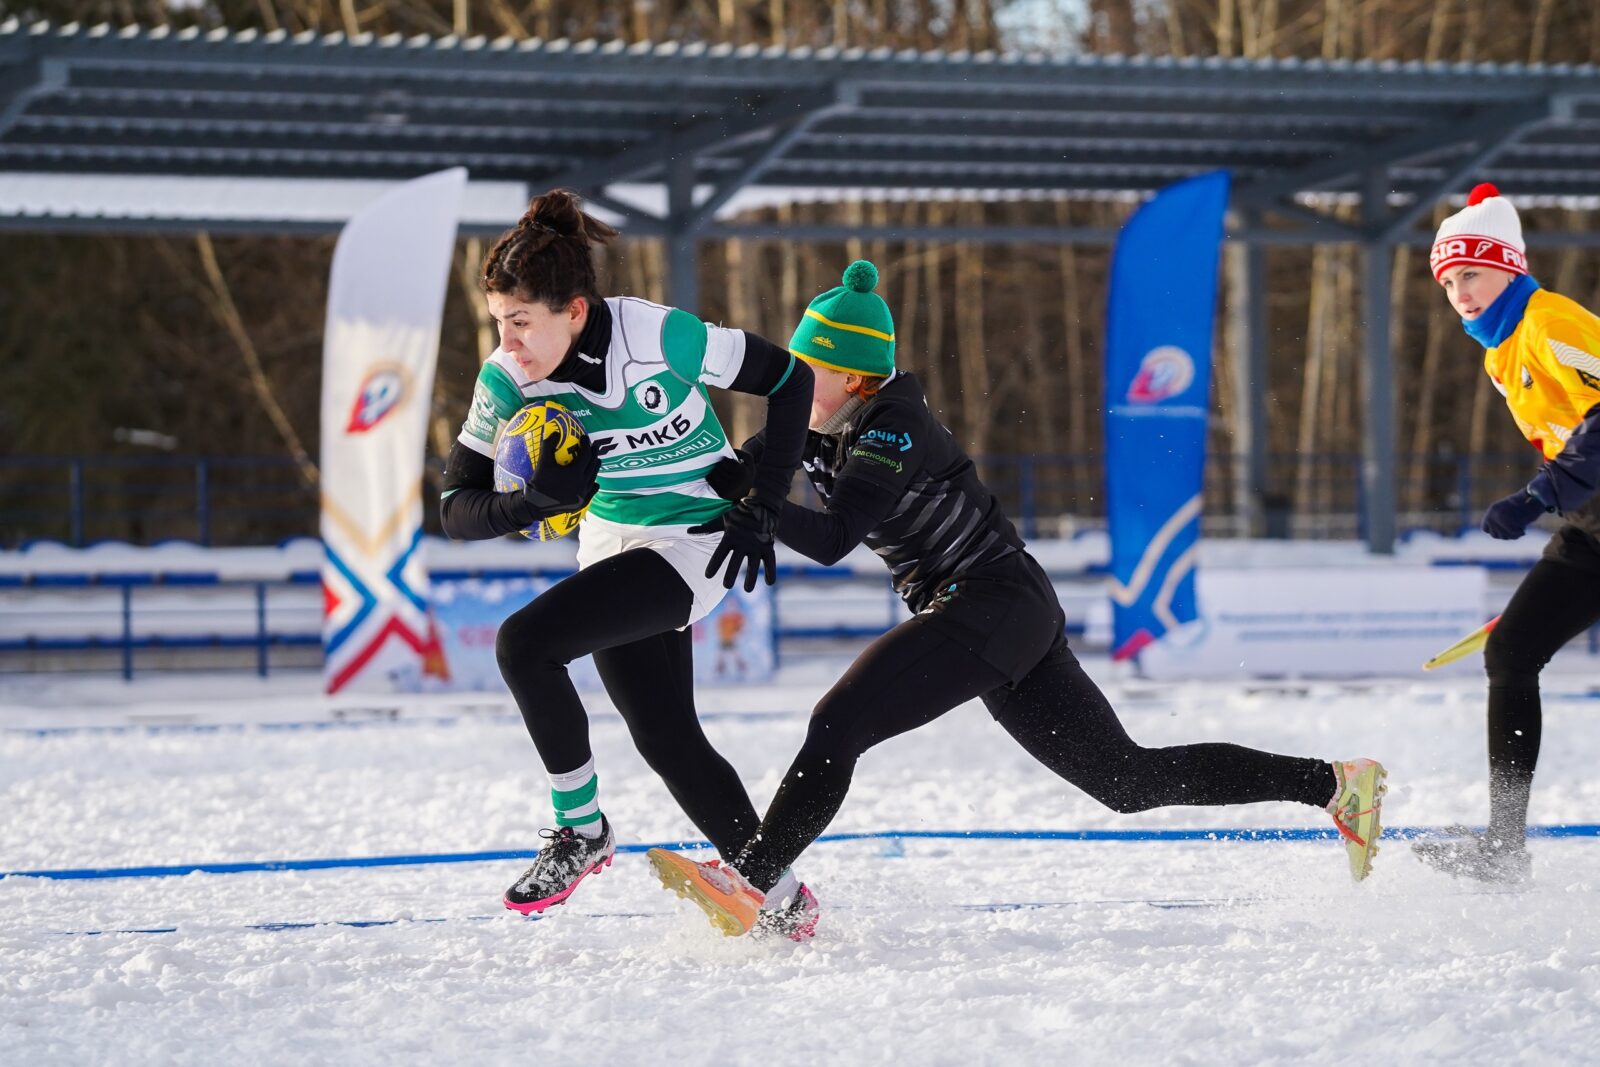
[
  {"left": 519, "top": 430, "right": 601, "bottom": 520},
  {"left": 1481, "top": 489, "right": 1550, "bottom": 540},
  {"left": 688, "top": 497, "right": 780, "bottom": 592},
  {"left": 705, "top": 449, "right": 757, "bottom": 502}
]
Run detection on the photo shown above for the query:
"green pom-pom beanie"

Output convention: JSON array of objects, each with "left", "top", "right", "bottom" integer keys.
[{"left": 787, "top": 260, "right": 895, "bottom": 377}]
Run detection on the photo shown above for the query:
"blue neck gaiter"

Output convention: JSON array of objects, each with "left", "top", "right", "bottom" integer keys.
[{"left": 1463, "top": 273, "right": 1539, "bottom": 349}]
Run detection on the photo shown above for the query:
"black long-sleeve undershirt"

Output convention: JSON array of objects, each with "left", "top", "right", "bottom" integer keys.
[
  {"left": 776, "top": 479, "right": 899, "bottom": 565},
  {"left": 730, "top": 332, "right": 812, "bottom": 510},
  {"left": 439, "top": 445, "right": 535, "bottom": 540},
  {"left": 738, "top": 427, "right": 901, "bottom": 565},
  {"left": 1535, "top": 401, "right": 1600, "bottom": 513}
]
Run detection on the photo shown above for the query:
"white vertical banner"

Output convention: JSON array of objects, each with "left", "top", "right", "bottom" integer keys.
[{"left": 320, "top": 168, "right": 466, "bottom": 694}]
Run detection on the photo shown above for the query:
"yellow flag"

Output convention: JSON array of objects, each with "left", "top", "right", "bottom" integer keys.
[{"left": 1422, "top": 615, "right": 1500, "bottom": 671}]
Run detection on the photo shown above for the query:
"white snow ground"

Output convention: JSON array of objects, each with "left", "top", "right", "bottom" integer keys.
[{"left": 4, "top": 656, "right": 1600, "bottom": 1065}]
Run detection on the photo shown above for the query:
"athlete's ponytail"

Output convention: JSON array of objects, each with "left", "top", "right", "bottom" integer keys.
[{"left": 480, "top": 189, "right": 619, "bottom": 310}]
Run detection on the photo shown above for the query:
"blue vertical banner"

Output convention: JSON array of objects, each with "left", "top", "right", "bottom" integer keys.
[{"left": 1103, "top": 170, "right": 1230, "bottom": 662}]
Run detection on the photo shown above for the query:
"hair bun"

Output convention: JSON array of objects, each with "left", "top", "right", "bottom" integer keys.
[{"left": 525, "top": 188, "right": 587, "bottom": 235}]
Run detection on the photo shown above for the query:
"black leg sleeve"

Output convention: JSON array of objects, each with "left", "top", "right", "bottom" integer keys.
[
  {"left": 984, "top": 639, "right": 1337, "bottom": 813},
  {"left": 1482, "top": 557, "right": 1600, "bottom": 845},
  {"left": 735, "top": 616, "right": 1010, "bottom": 892},
  {"left": 495, "top": 548, "right": 693, "bottom": 775},
  {"left": 593, "top": 627, "right": 761, "bottom": 860}
]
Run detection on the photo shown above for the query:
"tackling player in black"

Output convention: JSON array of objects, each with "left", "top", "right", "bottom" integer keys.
[{"left": 649, "top": 261, "right": 1389, "bottom": 938}]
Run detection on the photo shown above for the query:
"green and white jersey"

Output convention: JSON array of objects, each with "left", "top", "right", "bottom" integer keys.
[{"left": 457, "top": 296, "right": 744, "bottom": 527}]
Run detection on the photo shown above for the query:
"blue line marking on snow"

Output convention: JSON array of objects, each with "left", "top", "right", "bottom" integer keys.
[
  {"left": 53, "top": 886, "right": 1550, "bottom": 939},
  {"left": 6, "top": 824, "right": 1597, "bottom": 883},
  {"left": 23, "top": 689, "right": 1600, "bottom": 740}
]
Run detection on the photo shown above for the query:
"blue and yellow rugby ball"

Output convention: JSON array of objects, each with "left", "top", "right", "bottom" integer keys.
[{"left": 493, "top": 400, "right": 590, "bottom": 541}]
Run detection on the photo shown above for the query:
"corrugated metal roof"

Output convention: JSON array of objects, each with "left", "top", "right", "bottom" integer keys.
[
  {"left": 6, "top": 17, "right": 1598, "bottom": 77},
  {"left": 3, "top": 18, "right": 1600, "bottom": 231}
]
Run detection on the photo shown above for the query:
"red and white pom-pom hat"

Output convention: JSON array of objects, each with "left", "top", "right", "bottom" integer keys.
[{"left": 1430, "top": 182, "right": 1529, "bottom": 280}]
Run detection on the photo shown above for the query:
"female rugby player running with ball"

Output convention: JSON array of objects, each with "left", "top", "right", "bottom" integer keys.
[{"left": 440, "top": 189, "right": 816, "bottom": 931}]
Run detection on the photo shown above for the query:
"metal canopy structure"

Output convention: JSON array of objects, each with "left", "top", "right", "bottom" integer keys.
[{"left": 5, "top": 18, "right": 1600, "bottom": 552}]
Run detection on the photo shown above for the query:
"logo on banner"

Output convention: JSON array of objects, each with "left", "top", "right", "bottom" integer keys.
[
  {"left": 1126, "top": 346, "right": 1195, "bottom": 404},
  {"left": 346, "top": 365, "right": 410, "bottom": 433}
]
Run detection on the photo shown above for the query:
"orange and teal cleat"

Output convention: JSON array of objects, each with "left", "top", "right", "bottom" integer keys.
[
  {"left": 1328, "top": 759, "right": 1387, "bottom": 882},
  {"left": 647, "top": 848, "right": 764, "bottom": 937}
]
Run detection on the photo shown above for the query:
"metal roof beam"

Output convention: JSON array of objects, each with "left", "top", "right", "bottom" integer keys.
[
  {"left": 708, "top": 220, "right": 1124, "bottom": 243},
  {"left": 1393, "top": 159, "right": 1600, "bottom": 181},
  {"left": 781, "top": 139, "right": 1336, "bottom": 170},
  {"left": 59, "top": 55, "right": 751, "bottom": 93},
  {"left": 0, "top": 149, "right": 551, "bottom": 182},
  {"left": 0, "top": 138, "right": 568, "bottom": 168},
  {"left": 859, "top": 87, "right": 1468, "bottom": 122},
  {"left": 823, "top": 108, "right": 1411, "bottom": 138},
  {"left": 3, "top": 122, "right": 619, "bottom": 159},
  {"left": 543, "top": 86, "right": 837, "bottom": 194},
  {"left": 1379, "top": 120, "right": 1542, "bottom": 241},
  {"left": 41, "top": 86, "right": 687, "bottom": 130},
  {"left": 7, "top": 209, "right": 1600, "bottom": 248},
  {"left": 707, "top": 220, "right": 1347, "bottom": 245},
  {"left": 683, "top": 88, "right": 854, "bottom": 233},
  {"left": 569, "top": 188, "right": 670, "bottom": 232},
  {"left": 60, "top": 64, "right": 748, "bottom": 115},
  {"left": 1257, "top": 199, "right": 1364, "bottom": 239},
  {"left": 705, "top": 219, "right": 1600, "bottom": 248},
  {"left": 755, "top": 161, "right": 1257, "bottom": 186},
  {"left": 1233, "top": 100, "right": 1552, "bottom": 207},
  {"left": 703, "top": 220, "right": 1357, "bottom": 245},
  {"left": 804, "top": 130, "right": 1351, "bottom": 158},
  {"left": 19, "top": 113, "right": 646, "bottom": 150},
  {"left": 1388, "top": 171, "right": 1600, "bottom": 198},
  {"left": 0, "top": 57, "right": 66, "bottom": 140},
  {"left": 0, "top": 210, "right": 531, "bottom": 239}
]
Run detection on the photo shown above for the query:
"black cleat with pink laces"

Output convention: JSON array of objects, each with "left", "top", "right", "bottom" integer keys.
[{"left": 504, "top": 817, "right": 616, "bottom": 915}]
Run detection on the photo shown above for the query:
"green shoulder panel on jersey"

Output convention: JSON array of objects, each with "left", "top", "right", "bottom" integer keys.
[
  {"left": 462, "top": 360, "right": 527, "bottom": 445},
  {"left": 661, "top": 308, "right": 709, "bottom": 384}
]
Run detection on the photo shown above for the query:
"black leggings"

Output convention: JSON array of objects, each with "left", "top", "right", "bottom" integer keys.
[
  {"left": 734, "top": 567, "right": 1335, "bottom": 892},
  {"left": 495, "top": 548, "right": 758, "bottom": 858},
  {"left": 1482, "top": 554, "right": 1600, "bottom": 845}
]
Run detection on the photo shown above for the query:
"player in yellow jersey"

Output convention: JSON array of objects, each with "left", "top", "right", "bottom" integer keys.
[{"left": 1419, "top": 182, "right": 1600, "bottom": 882}]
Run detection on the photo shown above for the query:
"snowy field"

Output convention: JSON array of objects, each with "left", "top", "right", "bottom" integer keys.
[{"left": 4, "top": 655, "right": 1600, "bottom": 1065}]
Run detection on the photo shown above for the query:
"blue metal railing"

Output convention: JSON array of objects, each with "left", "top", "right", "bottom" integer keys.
[
  {"left": 0, "top": 567, "right": 950, "bottom": 680},
  {"left": 0, "top": 452, "right": 1538, "bottom": 548},
  {"left": 1, "top": 455, "right": 320, "bottom": 548},
  {"left": 3, "top": 560, "right": 1581, "bottom": 681},
  {"left": 0, "top": 574, "right": 322, "bottom": 679},
  {"left": 0, "top": 569, "right": 1099, "bottom": 681}
]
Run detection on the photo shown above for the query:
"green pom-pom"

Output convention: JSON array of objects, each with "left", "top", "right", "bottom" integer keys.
[{"left": 842, "top": 260, "right": 878, "bottom": 293}]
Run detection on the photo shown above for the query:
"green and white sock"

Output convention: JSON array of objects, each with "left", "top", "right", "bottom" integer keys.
[{"left": 550, "top": 758, "right": 604, "bottom": 839}]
